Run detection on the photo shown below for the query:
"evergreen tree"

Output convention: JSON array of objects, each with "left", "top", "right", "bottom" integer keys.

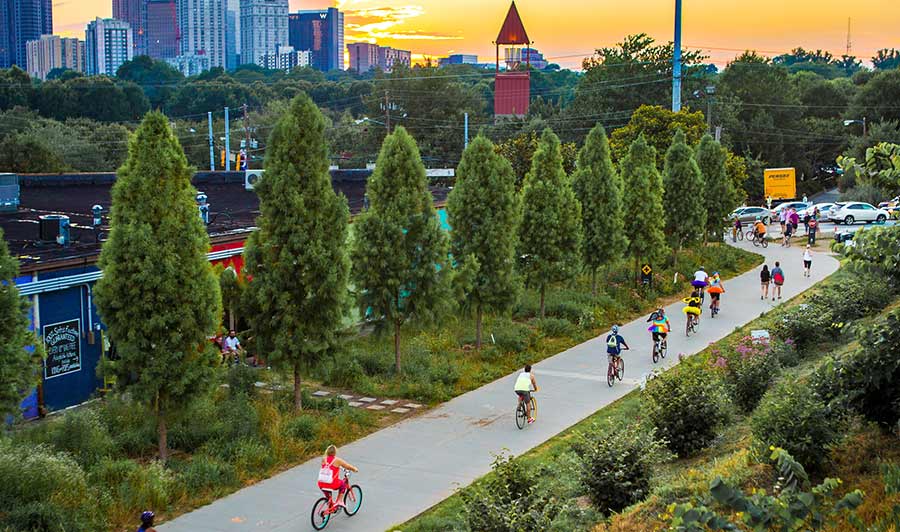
[
  {"left": 621, "top": 135, "right": 668, "bottom": 275},
  {"left": 0, "top": 229, "right": 38, "bottom": 420},
  {"left": 518, "top": 128, "right": 583, "bottom": 318},
  {"left": 663, "top": 129, "right": 707, "bottom": 254},
  {"left": 572, "top": 123, "right": 627, "bottom": 295},
  {"left": 94, "top": 112, "right": 221, "bottom": 460},
  {"left": 696, "top": 135, "right": 738, "bottom": 242},
  {"left": 448, "top": 135, "right": 521, "bottom": 348},
  {"left": 243, "top": 94, "right": 350, "bottom": 411},
  {"left": 351, "top": 126, "right": 449, "bottom": 372},
  {"left": 218, "top": 265, "right": 244, "bottom": 331}
]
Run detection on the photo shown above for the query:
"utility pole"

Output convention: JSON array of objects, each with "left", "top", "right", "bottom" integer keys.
[
  {"left": 672, "top": 0, "right": 683, "bottom": 112},
  {"left": 243, "top": 103, "right": 250, "bottom": 170},
  {"left": 846, "top": 18, "right": 852, "bottom": 56},
  {"left": 224, "top": 106, "right": 231, "bottom": 171},
  {"left": 464, "top": 112, "right": 469, "bottom": 149},
  {"left": 384, "top": 90, "right": 391, "bottom": 134},
  {"left": 207, "top": 111, "right": 215, "bottom": 171}
]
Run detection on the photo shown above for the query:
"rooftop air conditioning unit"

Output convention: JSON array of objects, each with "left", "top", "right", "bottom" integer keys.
[
  {"left": 244, "top": 169, "right": 264, "bottom": 191},
  {"left": 0, "top": 173, "right": 18, "bottom": 213},
  {"left": 39, "top": 214, "right": 70, "bottom": 245}
]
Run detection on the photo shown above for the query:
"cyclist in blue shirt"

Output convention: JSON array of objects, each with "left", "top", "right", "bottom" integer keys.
[
  {"left": 137, "top": 511, "right": 157, "bottom": 532},
  {"left": 605, "top": 325, "right": 630, "bottom": 364}
]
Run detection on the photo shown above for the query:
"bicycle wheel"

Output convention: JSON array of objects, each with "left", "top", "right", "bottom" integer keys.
[
  {"left": 616, "top": 357, "right": 625, "bottom": 381},
  {"left": 738, "top": 229, "right": 744, "bottom": 241},
  {"left": 761, "top": 238, "right": 769, "bottom": 248},
  {"left": 529, "top": 397, "right": 537, "bottom": 421},
  {"left": 607, "top": 362, "right": 615, "bottom": 387},
  {"left": 652, "top": 343, "right": 659, "bottom": 364},
  {"left": 311, "top": 497, "right": 331, "bottom": 530},
  {"left": 515, "top": 401, "right": 526, "bottom": 429},
  {"left": 343, "top": 485, "right": 363, "bottom": 516},
  {"left": 686, "top": 317, "right": 692, "bottom": 336},
  {"left": 660, "top": 340, "right": 667, "bottom": 359}
]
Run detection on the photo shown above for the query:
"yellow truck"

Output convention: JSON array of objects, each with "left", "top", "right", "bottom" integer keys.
[{"left": 764, "top": 167, "right": 797, "bottom": 200}]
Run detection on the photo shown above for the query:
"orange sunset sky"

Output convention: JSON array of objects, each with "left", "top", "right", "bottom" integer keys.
[{"left": 54, "top": 0, "right": 900, "bottom": 68}]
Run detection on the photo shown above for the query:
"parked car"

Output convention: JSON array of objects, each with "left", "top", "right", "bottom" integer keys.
[
  {"left": 772, "top": 201, "right": 810, "bottom": 219},
  {"left": 729, "top": 206, "right": 771, "bottom": 225},
  {"left": 827, "top": 202, "right": 890, "bottom": 225},
  {"left": 803, "top": 203, "right": 835, "bottom": 219}
]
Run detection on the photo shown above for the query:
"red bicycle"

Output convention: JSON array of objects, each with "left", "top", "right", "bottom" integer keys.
[
  {"left": 607, "top": 352, "right": 626, "bottom": 387},
  {"left": 311, "top": 472, "right": 363, "bottom": 530}
]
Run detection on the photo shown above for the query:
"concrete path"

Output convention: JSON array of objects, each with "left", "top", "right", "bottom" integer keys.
[{"left": 159, "top": 242, "right": 839, "bottom": 532}]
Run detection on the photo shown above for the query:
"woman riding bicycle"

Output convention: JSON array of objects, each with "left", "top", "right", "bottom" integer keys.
[
  {"left": 682, "top": 288, "right": 703, "bottom": 325},
  {"left": 646, "top": 307, "right": 670, "bottom": 350},
  {"left": 707, "top": 272, "right": 725, "bottom": 314},
  {"left": 753, "top": 216, "right": 767, "bottom": 242},
  {"left": 514, "top": 364, "right": 538, "bottom": 424},
  {"left": 317, "top": 445, "right": 359, "bottom": 503}
]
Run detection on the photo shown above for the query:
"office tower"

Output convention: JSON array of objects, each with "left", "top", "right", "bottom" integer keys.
[
  {"left": 177, "top": 0, "right": 227, "bottom": 69},
  {"left": 146, "top": 0, "right": 178, "bottom": 60},
  {"left": 259, "top": 45, "right": 309, "bottom": 71},
  {"left": 225, "top": 8, "right": 237, "bottom": 69},
  {"left": 347, "top": 42, "right": 377, "bottom": 72},
  {"left": 240, "top": 0, "right": 287, "bottom": 67},
  {"left": 112, "top": 0, "right": 147, "bottom": 55},
  {"left": 2, "top": 0, "right": 53, "bottom": 68},
  {"left": 288, "top": 7, "right": 343, "bottom": 72},
  {"left": 26, "top": 35, "right": 84, "bottom": 80},
  {"left": 378, "top": 46, "right": 410, "bottom": 71},
  {"left": 85, "top": 17, "right": 134, "bottom": 76}
]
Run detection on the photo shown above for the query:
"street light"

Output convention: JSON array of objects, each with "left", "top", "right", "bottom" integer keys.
[
  {"left": 843, "top": 117, "right": 867, "bottom": 137},
  {"left": 693, "top": 85, "right": 717, "bottom": 133}
]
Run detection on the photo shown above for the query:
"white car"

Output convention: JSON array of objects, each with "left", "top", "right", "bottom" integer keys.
[
  {"left": 772, "top": 201, "right": 810, "bottom": 219},
  {"left": 828, "top": 202, "right": 890, "bottom": 225},
  {"left": 803, "top": 202, "right": 835, "bottom": 218}
]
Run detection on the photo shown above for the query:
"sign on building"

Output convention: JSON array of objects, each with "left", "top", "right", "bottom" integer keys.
[{"left": 43, "top": 319, "right": 81, "bottom": 379}]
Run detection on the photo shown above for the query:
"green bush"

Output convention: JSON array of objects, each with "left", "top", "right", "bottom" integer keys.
[
  {"left": 642, "top": 369, "right": 729, "bottom": 457},
  {"left": 750, "top": 382, "right": 838, "bottom": 471},
  {"left": 282, "top": 415, "right": 320, "bottom": 441},
  {"left": 490, "top": 319, "right": 533, "bottom": 353},
  {"left": 811, "top": 270, "right": 893, "bottom": 323},
  {"left": 535, "top": 317, "right": 577, "bottom": 338},
  {"left": 545, "top": 299, "right": 588, "bottom": 323},
  {"left": 216, "top": 394, "right": 261, "bottom": 442},
  {"left": 226, "top": 364, "right": 259, "bottom": 397},
  {"left": 353, "top": 346, "right": 393, "bottom": 376},
  {"left": 45, "top": 409, "right": 118, "bottom": 468},
  {"left": 176, "top": 456, "right": 239, "bottom": 493},
  {"left": 770, "top": 338, "right": 800, "bottom": 368},
  {"left": 231, "top": 438, "right": 275, "bottom": 476},
  {"left": 770, "top": 303, "right": 832, "bottom": 352},
  {"left": 712, "top": 336, "right": 780, "bottom": 412},
  {"left": 97, "top": 397, "right": 156, "bottom": 457},
  {"left": 90, "top": 458, "right": 176, "bottom": 512},
  {"left": 573, "top": 421, "right": 671, "bottom": 514},
  {"left": 324, "top": 357, "right": 368, "bottom": 389},
  {"left": 169, "top": 394, "right": 219, "bottom": 453}
]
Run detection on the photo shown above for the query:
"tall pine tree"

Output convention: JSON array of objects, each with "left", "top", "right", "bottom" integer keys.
[
  {"left": 448, "top": 135, "right": 521, "bottom": 348},
  {"left": 621, "top": 134, "right": 668, "bottom": 276},
  {"left": 351, "top": 126, "right": 449, "bottom": 372},
  {"left": 94, "top": 112, "right": 221, "bottom": 460},
  {"left": 572, "top": 123, "right": 627, "bottom": 295},
  {"left": 243, "top": 94, "right": 350, "bottom": 411},
  {"left": 0, "top": 228, "right": 37, "bottom": 419},
  {"left": 518, "top": 128, "right": 582, "bottom": 318},
  {"left": 696, "top": 134, "right": 737, "bottom": 242},
  {"left": 663, "top": 129, "right": 707, "bottom": 254}
]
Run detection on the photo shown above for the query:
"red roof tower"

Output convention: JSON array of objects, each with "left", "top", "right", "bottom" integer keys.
[{"left": 494, "top": 1, "right": 530, "bottom": 118}]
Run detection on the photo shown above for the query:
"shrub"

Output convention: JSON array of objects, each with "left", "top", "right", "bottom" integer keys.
[
  {"left": 231, "top": 438, "right": 275, "bottom": 477},
  {"left": 770, "top": 304, "right": 832, "bottom": 352},
  {"left": 711, "top": 336, "right": 779, "bottom": 412},
  {"left": 282, "top": 415, "right": 320, "bottom": 441},
  {"left": 324, "top": 357, "right": 368, "bottom": 389},
  {"left": 90, "top": 458, "right": 176, "bottom": 513},
  {"left": 490, "top": 319, "right": 533, "bottom": 353},
  {"left": 226, "top": 364, "right": 259, "bottom": 397},
  {"left": 45, "top": 409, "right": 118, "bottom": 468},
  {"left": 97, "top": 397, "right": 156, "bottom": 457},
  {"left": 573, "top": 421, "right": 671, "bottom": 514},
  {"left": 169, "top": 394, "right": 219, "bottom": 453},
  {"left": 535, "top": 317, "right": 577, "bottom": 338},
  {"left": 216, "top": 394, "right": 261, "bottom": 442},
  {"left": 353, "top": 346, "right": 393, "bottom": 376},
  {"left": 811, "top": 270, "right": 893, "bottom": 323},
  {"left": 770, "top": 338, "right": 800, "bottom": 367},
  {"left": 545, "top": 299, "right": 588, "bottom": 323},
  {"left": 750, "top": 382, "right": 838, "bottom": 471},
  {"left": 642, "top": 369, "right": 729, "bottom": 457},
  {"left": 176, "top": 456, "right": 238, "bottom": 493}
]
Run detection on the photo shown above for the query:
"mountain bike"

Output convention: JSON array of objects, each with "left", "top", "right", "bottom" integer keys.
[
  {"left": 515, "top": 391, "right": 537, "bottom": 430},
  {"left": 732, "top": 226, "right": 744, "bottom": 242},
  {"left": 311, "top": 472, "right": 363, "bottom": 530},
  {"left": 748, "top": 231, "right": 769, "bottom": 248},
  {"left": 652, "top": 335, "right": 667, "bottom": 363},
  {"left": 607, "top": 353, "right": 625, "bottom": 387}
]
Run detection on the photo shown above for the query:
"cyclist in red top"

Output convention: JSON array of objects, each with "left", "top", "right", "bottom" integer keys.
[{"left": 317, "top": 445, "right": 359, "bottom": 502}]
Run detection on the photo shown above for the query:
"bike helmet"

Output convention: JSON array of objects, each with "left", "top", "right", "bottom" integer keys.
[
  {"left": 755, "top": 216, "right": 761, "bottom": 220},
  {"left": 141, "top": 511, "right": 155, "bottom": 526},
  {"left": 611, "top": 325, "right": 619, "bottom": 334}
]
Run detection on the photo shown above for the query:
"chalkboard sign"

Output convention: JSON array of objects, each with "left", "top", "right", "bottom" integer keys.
[{"left": 43, "top": 319, "right": 81, "bottom": 379}]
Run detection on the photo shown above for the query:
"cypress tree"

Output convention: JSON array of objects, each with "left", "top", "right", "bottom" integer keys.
[
  {"left": 0, "top": 228, "right": 38, "bottom": 419},
  {"left": 621, "top": 135, "right": 668, "bottom": 276},
  {"left": 696, "top": 134, "right": 737, "bottom": 242},
  {"left": 572, "top": 123, "right": 627, "bottom": 295},
  {"left": 243, "top": 94, "right": 350, "bottom": 411},
  {"left": 351, "top": 126, "right": 449, "bottom": 373},
  {"left": 518, "top": 128, "right": 582, "bottom": 318},
  {"left": 94, "top": 112, "right": 222, "bottom": 460},
  {"left": 448, "top": 135, "right": 521, "bottom": 348},
  {"left": 663, "top": 129, "right": 707, "bottom": 255}
]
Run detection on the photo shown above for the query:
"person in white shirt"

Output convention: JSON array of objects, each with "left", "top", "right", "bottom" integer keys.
[
  {"left": 803, "top": 245, "right": 813, "bottom": 277},
  {"left": 692, "top": 267, "right": 710, "bottom": 301},
  {"left": 223, "top": 330, "right": 242, "bottom": 364}
]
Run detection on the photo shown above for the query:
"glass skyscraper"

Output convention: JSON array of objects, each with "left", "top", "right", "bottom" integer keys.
[
  {"left": 0, "top": 0, "right": 53, "bottom": 69},
  {"left": 288, "top": 7, "right": 343, "bottom": 72}
]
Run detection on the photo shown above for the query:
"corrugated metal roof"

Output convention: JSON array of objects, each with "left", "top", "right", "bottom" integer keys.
[{"left": 495, "top": 1, "right": 530, "bottom": 45}]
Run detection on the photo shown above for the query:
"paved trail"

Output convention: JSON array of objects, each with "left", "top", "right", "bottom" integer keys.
[{"left": 160, "top": 242, "right": 839, "bottom": 532}]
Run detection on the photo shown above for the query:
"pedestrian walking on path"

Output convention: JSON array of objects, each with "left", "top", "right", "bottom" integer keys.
[
  {"left": 807, "top": 217, "right": 818, "bottom": 245},
  {"left": 803, "top": 245, "right": 813, "bottom": 277},
  {"left": 771, "top": 261, "right": 785, "bottom": 300},
  {"left": 760, "top": 264, "right": 771, "bottom": 300}
]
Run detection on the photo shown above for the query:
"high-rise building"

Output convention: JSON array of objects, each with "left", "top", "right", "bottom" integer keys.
[
  {"left": 438, "top": 54, "right": 477, "bottom": 67},
  {"left": 240, "top": 0, "right": 288, "bottom": 67},
  {"left": 177, "top": 0, "right": 227, "bottom": 69},
  {"left": 259, "top": 45, "right": 309, "bottom": 71},
  {"left": 85, "top": 17, "right": 134, "bottom": 76},
  {"left": 166, "top": 52, "right": 210, "bottom": 75},
  {"left": 225, "top": 8, "right": 237, "bottom": 69},
  {"left": 25, "top": 35, "right": 84, "bottom": 80},
  {"left": 112, "top": 0, "right": 147, "bottom": 55},
  {"left": 288, "top": 7, "right": 343, "bottom": 72},
  {"left": 347, "top": 42, "right": 377, "bottom": 73},
  {"left": 378, "top": 46, "right": 411, "bottom": 72},
  {"left": 1, "top": 0, "right": 53, "bottom": 68},
  {"left": 146, "top": 0, "right": 178, "bottom": 60}
]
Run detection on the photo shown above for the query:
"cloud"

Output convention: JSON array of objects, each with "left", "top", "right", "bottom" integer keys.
[{"left": 344, "top": 4, "right": 462, "bottom": 42}]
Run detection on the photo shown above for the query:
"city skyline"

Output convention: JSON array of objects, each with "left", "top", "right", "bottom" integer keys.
[{"left": 47, "top": 0, "right": 900, "bottom": 69}]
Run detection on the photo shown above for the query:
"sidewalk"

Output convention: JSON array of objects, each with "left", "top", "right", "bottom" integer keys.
[{"left": 159, "top": 242, "right": 839, "bottom": 532}]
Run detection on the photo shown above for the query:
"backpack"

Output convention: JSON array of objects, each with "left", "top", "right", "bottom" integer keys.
[
  {"left": 606, "top": 335, "right": 618, "bottom": 349},
  {"left": 773, "top": 270, "right": 784, "bottom": 285}
]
